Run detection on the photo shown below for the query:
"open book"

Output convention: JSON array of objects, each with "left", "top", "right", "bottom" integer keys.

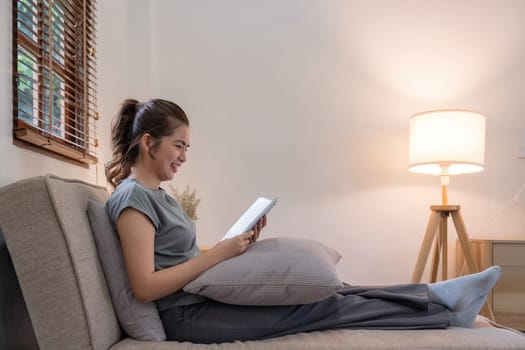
[{"left": 221, "top": 197, "right": 278, "bottom": 240}]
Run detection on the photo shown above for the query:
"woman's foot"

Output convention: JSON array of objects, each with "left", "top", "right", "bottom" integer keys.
[
  {"left": 448, "top": 295, "right": 488, "bottom": 327},
  {"left": 427, "top": 266, "right": 501, "bottom": 327}
]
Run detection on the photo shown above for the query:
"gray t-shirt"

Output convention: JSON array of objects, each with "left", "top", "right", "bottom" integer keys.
[{"left": 106, "top": 178, "right": 207, "bottom": 311}]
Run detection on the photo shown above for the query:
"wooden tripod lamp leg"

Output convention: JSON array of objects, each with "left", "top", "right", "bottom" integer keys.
[
  {"left": 451, "top": 211, "right": 478, "bottom": 274},
  {"left": 412, "top": 210, "right": 441, "bottom": 283},
  {"left": 429, "top": 230, "right": 441, "bottom": 283},
  {"left": 429, "top": 213, "right": 448, "bottom": 283},
  {"left": 441, "top": 213, "right": 448, "bottom": 281}
]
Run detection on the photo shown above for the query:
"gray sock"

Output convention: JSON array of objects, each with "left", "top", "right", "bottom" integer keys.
[{"left": 427, "top": 265, "right": 501, "bottom": 326}]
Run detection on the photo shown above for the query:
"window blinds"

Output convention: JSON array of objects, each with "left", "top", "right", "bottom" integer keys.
[{"left": 13, "top": 0, "right": 98, "bottom": 165}]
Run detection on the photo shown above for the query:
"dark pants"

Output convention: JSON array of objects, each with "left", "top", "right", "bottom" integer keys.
[{"left": 160, "top": 284, "right": 450, "bottom": 344}]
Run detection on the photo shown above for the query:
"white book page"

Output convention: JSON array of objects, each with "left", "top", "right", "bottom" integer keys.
[{"left": 221, "top": 197, "right": 278, "bottom": 240}]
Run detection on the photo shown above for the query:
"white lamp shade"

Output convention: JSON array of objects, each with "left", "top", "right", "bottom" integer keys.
[{"left": 409, "top": 110, "right": 486, "bottom": 176}]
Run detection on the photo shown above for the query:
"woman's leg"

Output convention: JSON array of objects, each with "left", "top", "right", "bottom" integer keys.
[
  {"left": 160, "top": 266, "right": 501, "bottom": 343},
  {"left": 161, "top": 283, "right": 449, "bottom": 344}
]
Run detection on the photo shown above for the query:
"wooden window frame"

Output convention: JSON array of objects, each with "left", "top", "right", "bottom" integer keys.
[{"left": 12, "top": 0, "right": 98, "bottom": 166}]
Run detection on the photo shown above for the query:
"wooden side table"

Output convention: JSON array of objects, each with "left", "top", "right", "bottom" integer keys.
[{"left": 456, "top": 238, "right": 525, "bottom": 331}]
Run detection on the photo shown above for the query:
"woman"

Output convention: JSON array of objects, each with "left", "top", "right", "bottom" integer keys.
[{"left": 105, "top": 98, "right": 500, "bottom": 344}]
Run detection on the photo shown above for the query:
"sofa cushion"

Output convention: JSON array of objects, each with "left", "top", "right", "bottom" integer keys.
[
  {"left": 87, "top": 200, "right": 166, "bottom": 341},
  {"left": 111, "top": 318, "right": 525, "bottom": 350},
  {"left": 184, "top": 237, "right": 344, "bottom": 305}
]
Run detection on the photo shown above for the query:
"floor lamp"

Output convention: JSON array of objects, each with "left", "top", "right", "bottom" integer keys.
[{"left": 408, "top": 109, "right": 495, "bottom": 320}]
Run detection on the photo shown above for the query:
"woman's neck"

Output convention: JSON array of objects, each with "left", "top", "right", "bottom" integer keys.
[{"left": 129, "top": 167, "right": 160, "bottom": 190}]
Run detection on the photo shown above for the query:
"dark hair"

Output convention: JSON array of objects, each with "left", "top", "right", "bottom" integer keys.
[{"left": 105, "top": 98, "right": 189, "bottom": 188}]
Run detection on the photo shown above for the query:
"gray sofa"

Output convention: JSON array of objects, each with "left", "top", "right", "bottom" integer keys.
[{"left": 0, "top": 174, "right": 524, "bottom": 350}]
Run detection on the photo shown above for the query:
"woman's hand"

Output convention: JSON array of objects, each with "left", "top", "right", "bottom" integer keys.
[
  {"left": 208, "top": 231, "right": 254, "bottom": 261},
  {"left": 250, "top": 215, "right": 267, "bottom": 243},
  {"left": 206, "top": 215, "right": 267, "bottom": 263}
]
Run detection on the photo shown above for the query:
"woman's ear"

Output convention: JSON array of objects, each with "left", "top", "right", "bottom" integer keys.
[
  {"left": 139, "top": 133, "right": 151, "bottom": 151},
  {"left": 140, "top": 133, "right": 157, "bottom": 160}
]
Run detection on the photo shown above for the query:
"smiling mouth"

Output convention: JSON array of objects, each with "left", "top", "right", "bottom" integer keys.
[{"left": 171, "top": 162, "right": 180, "bottom": 172}]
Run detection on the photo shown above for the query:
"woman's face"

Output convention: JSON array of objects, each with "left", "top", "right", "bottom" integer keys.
[{"left": 149, "top": 125, "right": 190, "bottom": 182}]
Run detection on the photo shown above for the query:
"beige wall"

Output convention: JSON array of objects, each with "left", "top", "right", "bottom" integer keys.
[{"left": 2, "top": 0, "right": 525, "bottom": 284}]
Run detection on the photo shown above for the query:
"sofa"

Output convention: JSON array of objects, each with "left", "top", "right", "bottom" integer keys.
[{"left": 0, "top": 174, "right": 524, "bottom": 350}]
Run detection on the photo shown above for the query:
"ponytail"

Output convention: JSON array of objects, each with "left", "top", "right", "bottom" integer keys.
[
  {"left": 105, "top": 98, "right": 189, "bottom": 189},
  {"left": 105, "top": 99, "right": 140, "bottom": 188}
]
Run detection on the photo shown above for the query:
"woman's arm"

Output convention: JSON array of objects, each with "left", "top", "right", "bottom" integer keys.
[{"left": 117, "top": 207, "right": 256, "bottom": 303}]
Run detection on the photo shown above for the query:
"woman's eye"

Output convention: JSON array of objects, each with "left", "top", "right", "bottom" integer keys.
[{"left": 174, "top": 144, "right": 189, "bottom": 152}]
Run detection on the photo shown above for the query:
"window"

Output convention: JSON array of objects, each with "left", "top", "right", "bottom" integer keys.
[{"left": 13, "top": 0, "right": 98, "bottom": 165}]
